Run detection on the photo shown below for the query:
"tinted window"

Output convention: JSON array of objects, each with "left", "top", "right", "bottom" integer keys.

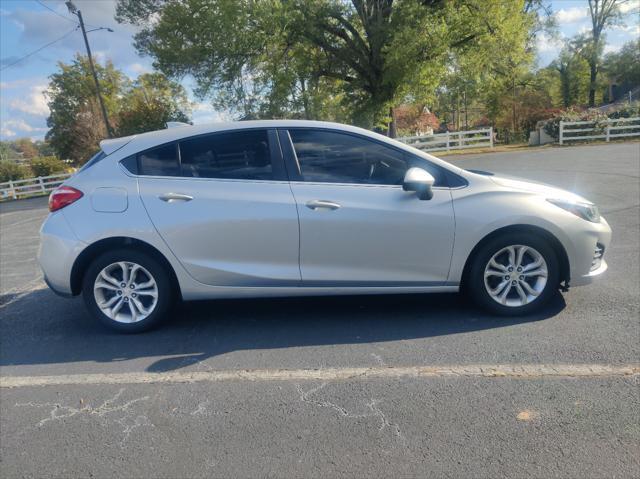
[
  {"left": 180, "top": 130, "right": 273, "bottom": 180},
  {"left": 79, "top": 150, "right": 106, "bottom": 172},
  {"left": 139, "top": 143, "right": 180, "bottom": 176},
  {"left": 289, "top": 130, "right": 407, "bottom": 185},
  {"left": 120, "top": 155, "right": 138, "bottom": 174},
  {"left": 290, "top": 129, "right": 448, "bottom": 186}
]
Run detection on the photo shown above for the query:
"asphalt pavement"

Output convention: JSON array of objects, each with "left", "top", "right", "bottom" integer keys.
[{"left": 1, "top": 142, "right": 639, "bottom": 478}]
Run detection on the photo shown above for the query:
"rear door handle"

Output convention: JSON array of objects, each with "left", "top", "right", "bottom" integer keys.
[
  {"left": 306, "top": 199, "right": 341, "bottom": 210},
  {"left": 158, "top": 193, "right": 193, "bottom": 203}
]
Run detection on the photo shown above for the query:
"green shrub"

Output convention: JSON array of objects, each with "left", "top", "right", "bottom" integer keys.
[
  {"left": 29, "top": 156, "right": 68, "bottom": 177},
  {"left": 608, "top": 102, "right": 640, "bottom": 119},
  {"left": 542, "top": 108, "right": 609, "bottom": 140},
  {"left": 0, "top": 161, "right": 30, "bottom": 183}
]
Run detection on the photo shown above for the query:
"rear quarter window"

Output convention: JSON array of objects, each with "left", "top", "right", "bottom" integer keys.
[{"left": 78, "top": 150, "right": 106, "bottom": 172}]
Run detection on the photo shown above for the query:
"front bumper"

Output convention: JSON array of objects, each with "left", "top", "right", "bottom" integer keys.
[{"left": 568, "top": 216, "right": 612, "bottom": 287}]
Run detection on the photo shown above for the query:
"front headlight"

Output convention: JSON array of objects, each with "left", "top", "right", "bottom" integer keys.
[{"left": 547, "top": 199, "right": 600, "bottom": 223}]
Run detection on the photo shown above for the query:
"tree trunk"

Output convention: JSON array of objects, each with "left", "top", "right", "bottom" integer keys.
[
  {"left": 588, "top": 62, "right": 597, "bottom": 107},
  {"left": 387, "top": 106, "right": 397, "bottom": 138}
]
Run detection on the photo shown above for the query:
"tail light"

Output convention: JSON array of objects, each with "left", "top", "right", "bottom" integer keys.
[{"left": 49, "top": 186, "right": 83, "bottom": 212}]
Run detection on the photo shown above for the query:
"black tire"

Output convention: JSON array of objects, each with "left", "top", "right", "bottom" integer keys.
[
  {"left": 466, "top": 233, "right": 560, "bottom": 316},
  {"left": 82, "top": 248, "right": 174, "bottom": 333}
]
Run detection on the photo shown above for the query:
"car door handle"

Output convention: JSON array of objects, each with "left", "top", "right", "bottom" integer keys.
[
  {"left": 158, "top": 193, "right": 193, "bottom": 203},
  {"left": 306, "top": 199, "right": 341, "bottom": 210}
]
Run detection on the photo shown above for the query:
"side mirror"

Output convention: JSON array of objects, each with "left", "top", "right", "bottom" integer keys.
[{"left": 403, "top": 167, "right": 435, "bottom": 200}]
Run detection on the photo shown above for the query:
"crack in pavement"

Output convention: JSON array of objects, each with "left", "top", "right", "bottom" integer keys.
[
  {"left": 296, "top": 383, "right": 403, "bottom": 440},
  {"left": 14, "top": 388, "right": 152, "bottom": 448}
]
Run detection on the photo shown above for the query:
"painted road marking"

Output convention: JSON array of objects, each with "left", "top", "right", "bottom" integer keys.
[{"left": 1, "top": 364, "right": 638, "bottom": 388}]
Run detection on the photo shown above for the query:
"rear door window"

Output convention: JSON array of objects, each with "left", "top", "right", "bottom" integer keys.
[
  {"left": 179, "top": 130, "right": 273, "bottom": 180},
  {"left": 138, "top": 143, "right": 180, "bottom": 176}
]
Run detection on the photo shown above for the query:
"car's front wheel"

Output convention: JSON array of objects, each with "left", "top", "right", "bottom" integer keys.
[
  {"left": 467, "top": 233, "right": 560, "bottom": 316},
  {"left": 82, "top": 249, "right": 173, "bottom": 332}
]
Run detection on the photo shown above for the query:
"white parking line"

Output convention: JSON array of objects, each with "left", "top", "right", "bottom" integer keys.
[{"left": 2, "top": 364, "right": 638, "bottom": 388}]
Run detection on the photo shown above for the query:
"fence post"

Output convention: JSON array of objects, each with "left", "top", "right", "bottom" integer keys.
[
  {"left": 446, "top": 131, "right": 450, "bottom": 151},
  {"left": 559, "top": 121, "right": 564, "bottom": 145},
  {"left": 38, "top": 176, "right": 46, "bottom": 193},
  {"left": 605, "top": 121, "right": 610, "bottom": 142},
  {"left": 458, "top": 131, "right": 462, "bottom": 149},
  {"left": 489, "top": 127, "right": 494, "bottom": 148},
  {"left": 8, "top": 180, "right": 17, "bottom": 200}
]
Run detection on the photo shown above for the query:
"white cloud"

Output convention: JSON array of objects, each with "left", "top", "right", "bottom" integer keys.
[
  {"left": 0, "top": 127, "right": 16, "bottom": 137},
  {"left": 612, "top": 23, "right": 640, "bottom": 35},
  {"left": 577, "top": 24, "right": 591, "bottom": 35},
  {"left": 1, "top": 119, "right": 46, "bottom": 133},
  {"left": 9, "top": 85, "right": 49, "bottom": 117},
  {"left": 604, "top": 43, "right": 623, "bottom": 54},
  {"left": 556, "top": 7, "right": 589, "bottom": 24},
  {"left": 129, "top": 63, "right": 152, "bottom": 75},
  {"left": 192, "top": 102, "right": 227, "bottom": 124},
  {"left": 619, "top": 0, "right": 640, "bottom": 14},
  {"left": 537, "top": 32, "right": 562, "bottom": 53}
]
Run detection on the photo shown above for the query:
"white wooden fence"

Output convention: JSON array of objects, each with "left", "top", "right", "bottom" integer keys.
[
  {"left": 398, "top": 127, "right": 493, "bottom": 152},
  {"left": 559, "top": 116, "right": 640, "bottom": 145},
  {"left": 0, "top": 172, "right": 72, "bottom": 201}
]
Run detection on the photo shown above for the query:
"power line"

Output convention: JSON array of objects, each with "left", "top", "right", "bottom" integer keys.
[
  {"left": 34, "top": 0, "right": 102, "bottom": 29},
  {"left": 0, "top": 27, "right": 79, "bottom": 71},
  {"left": 34, "top": 0, "right": 79, "bottom": 26}
]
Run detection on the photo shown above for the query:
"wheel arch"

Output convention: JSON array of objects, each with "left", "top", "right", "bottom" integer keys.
[
  {"left": 70, "top": 236, "right": 181, "bottom": 297},
  {"left": 460, "top": 224, "right": 570, "bottom": 290}
]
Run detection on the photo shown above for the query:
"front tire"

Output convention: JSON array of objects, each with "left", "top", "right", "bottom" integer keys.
[
  {"left": 82, "top": 249, "right": 173, "bottom": 332},
  {"left": 467, "top": 233, "right": 560, "bottom": 316}
]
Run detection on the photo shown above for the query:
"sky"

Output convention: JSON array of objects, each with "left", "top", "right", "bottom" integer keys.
[{"left": 0, "top": 0, "right": 638, "bottom": 141}]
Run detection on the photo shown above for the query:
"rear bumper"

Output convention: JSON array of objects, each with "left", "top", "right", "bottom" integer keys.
[{"left": 37, "top": 212, "right": 84, "bottom": 296}]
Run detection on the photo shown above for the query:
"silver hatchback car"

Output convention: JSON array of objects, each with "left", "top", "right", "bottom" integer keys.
[{"left": 39, "top": 120, "right": 611, "bottom": 332}]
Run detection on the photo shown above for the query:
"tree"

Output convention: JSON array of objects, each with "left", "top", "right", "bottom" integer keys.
[
  {"left": 603, "top": 39, "right": 640, "bottom": 89},
  {"left": 117, "top": 73, "right": 191, "bottom": 137},
  {"left": 45, "top": 55, "right": 126, "bottom": 163},
  {"left": 116, "top": 0, "right": 536, "bottom": 129},
  {"left": 0, "top": 161, "right": 30, "bottom": 183},
  {"left": 550, "top": 44, "right": 591, "bottom": 107},
  {"left": 582, "top": 0, "right": 627, "bottom": 107},
  {"left": 29, "top": 156, "right": 68, "bottom": 177},
  {"left": 13, "top": 138, "right": 39, "bottom": 159},
  {"left": 45, "top": 56, "right": 192, "bottom": 164}
]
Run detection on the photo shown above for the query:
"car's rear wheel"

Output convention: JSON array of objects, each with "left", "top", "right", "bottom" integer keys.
[
  {"left": 467, "top": 233, "right": 559, "bottom": 316},
  {"left": 82, "top": 249, "right": 173, "bottom": 332}
]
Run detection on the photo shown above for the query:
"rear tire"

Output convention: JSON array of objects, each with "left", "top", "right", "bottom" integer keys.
[
  {"left": 82, "top": 249, "right": 173, "bottom": 332},
  {"left": 467, "top": 233, "right": 559, "bottom": 316}
]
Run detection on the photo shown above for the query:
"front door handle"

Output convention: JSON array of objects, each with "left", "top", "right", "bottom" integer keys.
[
  {"left": 306, "top": 199, "right": 341, "bottom": 210},
  {"left": 159, "top": 193, "right": 193, "bottom": 203}
]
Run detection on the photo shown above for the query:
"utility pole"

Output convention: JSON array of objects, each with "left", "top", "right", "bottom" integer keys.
[{"left": 65, "top": 1, "right": 113, "bottom": 138}]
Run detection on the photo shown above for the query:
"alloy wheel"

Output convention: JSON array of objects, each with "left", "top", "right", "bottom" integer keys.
[
  {"left": 483, "top": 245, "right": 548, "bottom": 307},
  {"left": 93, "top": 261, "right": 159, "bottom": 323}
]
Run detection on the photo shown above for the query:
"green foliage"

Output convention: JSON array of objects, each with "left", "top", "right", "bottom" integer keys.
[
  {"left": 29, "top": 156, "right": 68, "bottom": 177},
  {"left": 603, "top": 39, "right": 640, "bottom": 87},
  {"left": 116, "top": 0, "right": 536, "bottom": 129},
  {"left": 0, "top": 161, "right": 30, "bottom": 183},
  {"left": 117, "top": 73, "right": 191, "bottom": 137},
  {"left": 549, "top": 45, "right": 592, "bottom": 107},
  {"left": 607, "top": 101, "right": 640, "bottom": 119},
  {"left": 0, "top": 139, "right": 55, "bottom": 161},
  {"left": 46, "top": 55, "right": 126, "bottom": 164},
  {"left": 13, "top": 138, "right": 39, "bottom": 159},
  {"left": 45, "top": 55, "right": 192, "bottom": 164},
  {"left": 542, "top": 108, "right": 610, "bottom": 139}
]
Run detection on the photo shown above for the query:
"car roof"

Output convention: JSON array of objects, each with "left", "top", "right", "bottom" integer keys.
[
  {"left": 100, "top": 119, "right": 463, "bottom": 173},
  {"left": 101, "top": 120, "right": 379, "bottom": 154}
]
